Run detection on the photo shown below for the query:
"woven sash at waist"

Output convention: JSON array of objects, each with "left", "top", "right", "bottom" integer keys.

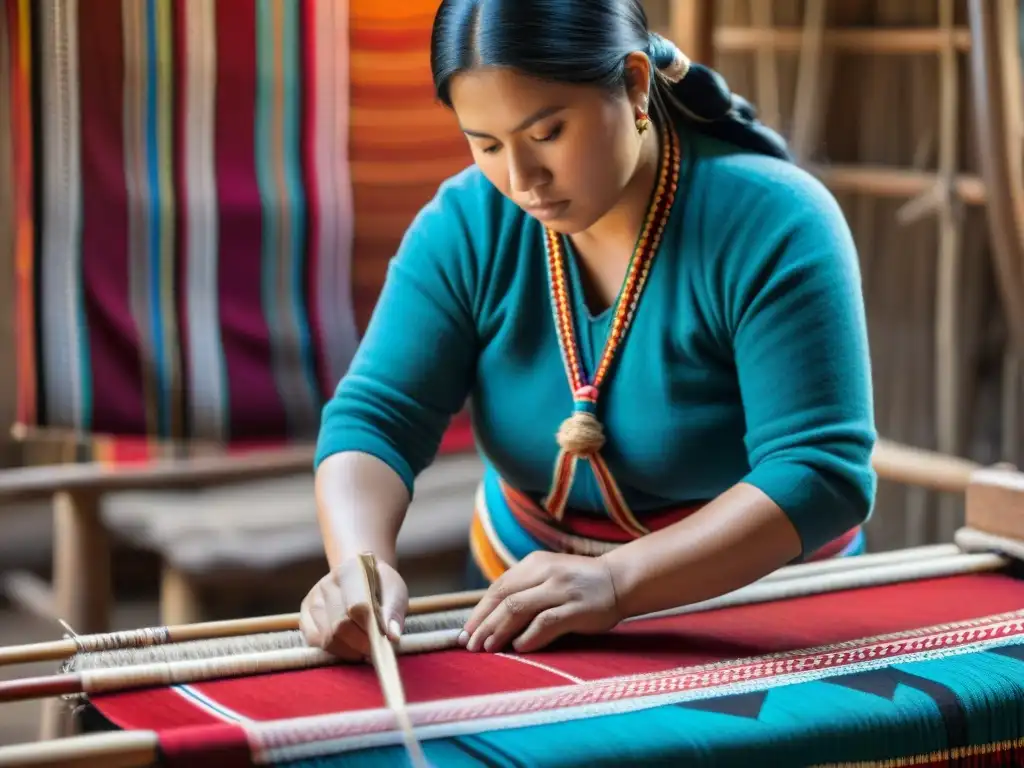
[
  {"left": 468, "top": 468, "right": 865, "bottom": 583},
  {"left": 504, "top": 480, "right": 700, "bottom": 555}
]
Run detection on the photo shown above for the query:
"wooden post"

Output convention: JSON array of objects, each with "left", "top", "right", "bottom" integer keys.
[
  {"left": 1003, "top": 354, "right": 1022, "bottom": 466},
  {"left": 967, "top": 0, "right": 1024, "bottom": 355},
  {"left": 160, "top": 565, "right": 205, "bottom": 626},
  {"left": 790, "top": 0, "right": 829, "bottom": 164},
  {"left": 749, "top": 0, "right": 780, "bottom": 130},
  {"left": 40, "top": 490, "right": 110, "bottom": 740},
  {"left": 52, "top": 490, "right": 110, "bottom": 633},
  {"left": 669, "top": 0, "right": 715, "bottom": 65},
  {"left": 934, "top": 0, "right": 967, "bottom": 539}
]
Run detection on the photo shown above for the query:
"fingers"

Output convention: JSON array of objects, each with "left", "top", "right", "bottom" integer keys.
[
  {"left": 326, "top": 622, "right": 370, "bottom": 660},
  {"left": 462, "top": 563, "right": 546, "bottom": 642},
  {"left": 316, "top": 568, "right": 367, "bottom": 659},
  {"left": 299, "top": 558, "right": 414, "bottom": 662},
  {"left": 513, "top": 606, "right": 576, "bottom": 653},
  {"left": 298, "top": 586, "right": 361, "bottom": 660},
  {"left": 337, "top": 559, "right": 408, "bottom": 644},
  {"left": 380, "top": 566, "right": 410, "bottom": 643},
  {"left": 336, "top": 559, "right": 374, "bottom": 635},
  {"left": 458, "top": 553, "right": 614, "bottom": 654},
  {"left": 465, "top": 582, "right": 558, "bottom": 653},
  {"left": 299, "top": 591, "right": 326, "bottom": 647}
]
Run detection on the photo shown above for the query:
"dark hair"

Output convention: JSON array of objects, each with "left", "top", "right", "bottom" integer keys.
[{"left": 430, "top": 0, "right": 792, "bottom": 162}]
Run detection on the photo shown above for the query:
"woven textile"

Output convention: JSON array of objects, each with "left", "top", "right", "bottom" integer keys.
[
  {"left": 87, "top": 573, "right": 1024, "bottom": 767},
  {"left": 9, "top": 0, "right": 470, "bottom": 446},
  {"left": 469, "top": 466, "right": 867, "bottom": 581},
  {"left": 0, "top": 0, "right": 34, "bottom": 428}
]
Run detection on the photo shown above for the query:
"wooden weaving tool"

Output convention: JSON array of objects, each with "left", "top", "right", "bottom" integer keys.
[{"left": 357, "top": 552, "right": 430, "bottom": 768}]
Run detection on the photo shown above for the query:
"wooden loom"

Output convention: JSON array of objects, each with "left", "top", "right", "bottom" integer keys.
[
  {"left": 0, "top": 442, "right": 993, "bottom": 673},
  {"left": 0, "top": 442, "right": 1022, "bottom": 767},
  {"left": 8, "top": 0, "right": 1020, "bottom": 640},
  {"left": 5, "top": 3, "right": 999, "bottom": 646},
  {"left": 0, "top": 0, "right": 1022, "bottom": 752}
]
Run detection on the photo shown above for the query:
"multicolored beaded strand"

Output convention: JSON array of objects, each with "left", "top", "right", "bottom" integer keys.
[{"left": 542, "top": 120, "right": 681, "bottom": 537}]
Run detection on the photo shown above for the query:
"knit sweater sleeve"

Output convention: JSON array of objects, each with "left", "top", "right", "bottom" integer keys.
[
  {"left": 716, "top": 162, "right": 877, "bottom": 558},
  {"left": 314, "top": 175, "right": 481, "bottom": 494}
]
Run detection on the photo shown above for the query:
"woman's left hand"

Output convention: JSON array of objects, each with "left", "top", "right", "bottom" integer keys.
[{"left": 459, "top": 552, "right": 622, "bottom": 654}]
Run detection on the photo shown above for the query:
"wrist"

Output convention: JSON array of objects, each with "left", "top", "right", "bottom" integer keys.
[{"left": 599, "top": 548, "right": 641, "bottom": 620}]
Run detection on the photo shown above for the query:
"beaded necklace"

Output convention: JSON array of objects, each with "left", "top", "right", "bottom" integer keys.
[{"left": 542, "top": 119, "right": 681, "bottom": 536}]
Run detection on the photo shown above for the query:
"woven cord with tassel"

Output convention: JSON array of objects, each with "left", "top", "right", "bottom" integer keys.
[{"left": 542, "top": 120, "right": 681, "bottom": 538}]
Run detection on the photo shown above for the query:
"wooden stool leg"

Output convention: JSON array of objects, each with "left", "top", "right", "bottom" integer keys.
[
  {"left": 38, "top": 699, "right": 74, "bottom": 741},
  {"left": 42, "top": 490, "right": 109, "bottom": 741},
  {"left": 52, "top": 490, "right": 111, "bottom": 634},
  {"left": 161, "top": 564, "right": 206, "bottom": 625}
]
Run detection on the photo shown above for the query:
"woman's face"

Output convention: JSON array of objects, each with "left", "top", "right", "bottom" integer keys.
[{"left": 448, "top": 59, "right": 650, "bottom": 235}]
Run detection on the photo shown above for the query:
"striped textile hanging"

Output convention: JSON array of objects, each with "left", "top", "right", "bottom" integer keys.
[
  {"left": 1, "top": 0, "right": 35, "bottom": 432},
  {"left": 7, "top": 0, "right": 471, "bottom": 451}
]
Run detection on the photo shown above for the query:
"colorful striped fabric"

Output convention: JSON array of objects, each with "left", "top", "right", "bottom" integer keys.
[
  {"left": 1, "top": 0, "right": 35, "bottom": 430},
  {"left": 468, "top": 465, "right": 867, "bottom": 582},
  {"left": 83, "top": 572, "right": 1024, "bottom": 767},
  {"left": 4, "top": 0, "right": 471, "bottom": 449},
  {"left": 347, "top": 1, "right": 469, "bottom": 328}
]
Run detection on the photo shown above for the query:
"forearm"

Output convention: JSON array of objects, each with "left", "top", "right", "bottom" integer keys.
[
  {"left": 600, "top": 482, "right": 802, "bottom": 620},
  {"left": 314, "top": 451, "right": 412, "bottom": 571}
]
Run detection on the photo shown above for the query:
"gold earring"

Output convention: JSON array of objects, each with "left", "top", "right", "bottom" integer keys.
[{"left": 635, "top": 104, "right": 651, "bottom": 135}]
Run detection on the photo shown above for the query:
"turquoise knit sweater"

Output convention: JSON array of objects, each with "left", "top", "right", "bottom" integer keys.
[{"left": 316, "top": 128, "right": 877, "bottom": 558}]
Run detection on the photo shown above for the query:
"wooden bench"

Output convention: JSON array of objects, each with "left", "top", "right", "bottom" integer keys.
[
  {"left": 103, "top": 451, "right": 484, "bottom": 623},
  {"left": 0, "top": 442, "right": 484, "bottom": 633}
]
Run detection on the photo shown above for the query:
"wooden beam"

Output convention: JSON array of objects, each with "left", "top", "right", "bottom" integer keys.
[
  {"left": 872, "top": 439, "right": 979, "bottom": 494},
  {"left": 716, "top": 26, "right": 972, "bottom": 54},
  {"left": 813, "top": 164, "right": 986, "bottom": 205},
  {"left": 0, "top": 444, "right": 316, "bottom": 503}
]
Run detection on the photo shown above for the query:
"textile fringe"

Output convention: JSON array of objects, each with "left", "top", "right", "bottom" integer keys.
[
  {"left": 67, "top": 630, "right": 317, "bottom": 674},
  {"left": 68, "top": 629, "right": 461, "bottom": 699},
  {"left": 813, "top": 737, "right": 1024, "bottom": 767},
  {"left": 62, "top": 610, "right": 470, "bottom": 674}
]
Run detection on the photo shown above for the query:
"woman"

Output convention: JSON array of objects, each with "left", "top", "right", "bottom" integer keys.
[{"left": 300, "top": 0, "right": 876, "bottom": 660}]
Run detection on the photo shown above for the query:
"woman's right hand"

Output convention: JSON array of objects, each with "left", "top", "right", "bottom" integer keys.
[{"left": 299, "top": 556, "right": 409, "bottom": 660}]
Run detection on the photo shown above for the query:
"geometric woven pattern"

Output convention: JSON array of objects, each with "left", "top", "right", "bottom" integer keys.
[{"left": 86, "top": 572, "right": 1024, "bottom": 767}]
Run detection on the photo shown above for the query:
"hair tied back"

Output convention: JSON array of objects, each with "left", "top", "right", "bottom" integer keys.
[
  {"left": 430, "top": 0, "right": 793, "bottom": 162},
  {"left": 646, "top": 32, "right": 690, "bottom": 83}
]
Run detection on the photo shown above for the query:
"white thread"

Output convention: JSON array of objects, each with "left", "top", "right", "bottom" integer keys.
[{"left": 494, "top": 653, "right": 585, "bottom": 684}]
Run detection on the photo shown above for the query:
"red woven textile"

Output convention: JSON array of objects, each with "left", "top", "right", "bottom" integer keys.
[
  {"left": 157, "top": 725, "right": 253, "bottom": 768},
  {"left": 89, "top": 572, "right": 1024, "bottom": 766}
]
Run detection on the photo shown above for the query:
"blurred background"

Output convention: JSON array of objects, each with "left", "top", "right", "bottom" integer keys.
[{"left": 1, "top": 0, "right": 1022, "bottom": 744}]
